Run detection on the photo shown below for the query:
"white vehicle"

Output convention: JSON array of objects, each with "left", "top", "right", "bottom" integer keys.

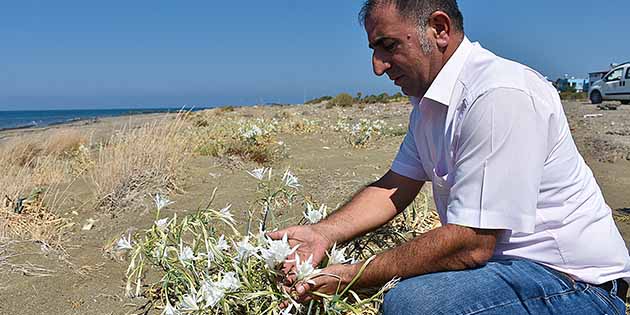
[{"left": 589, "top": 62, "right": 630, "bottom": 105}]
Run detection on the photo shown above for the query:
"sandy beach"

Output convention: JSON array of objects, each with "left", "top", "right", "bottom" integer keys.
[{"left": 1, "top": 100, "right": 629, "bottom": 314}]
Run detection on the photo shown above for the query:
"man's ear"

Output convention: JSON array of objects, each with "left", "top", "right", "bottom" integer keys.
[{"left": 428, "top": 11, "right": 452, "bottom": 51}]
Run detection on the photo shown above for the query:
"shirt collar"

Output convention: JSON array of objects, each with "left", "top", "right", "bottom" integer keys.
[{"left": 419, "top": 36, "right": 474, "bottom": 107}]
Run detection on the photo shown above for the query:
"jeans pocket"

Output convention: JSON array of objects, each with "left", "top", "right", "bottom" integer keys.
[{"left": 590, "top": 286, "right": 625, "bottom": 315}]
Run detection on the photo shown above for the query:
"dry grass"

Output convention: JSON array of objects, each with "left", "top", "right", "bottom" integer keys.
[
  {"left": 346, "top": 192, "right": 440, "bottom": 260},
  {"left": 0, "top": 241, "right": 56, "bottom": 277},
  {"left": 0, "top": 113, "right": 196, "bottom": 242},
  {"left": 0, "top": 130, "right": 82, "bottom": 244},
  {"left": 1, "top": 129, "right": 87, "bottom": 167},
  {"left": 0, "top": 199, "right": 68, "bottom": 245},
  {"left": 90, "top": 113, "right": 194, "bottom": 211}
]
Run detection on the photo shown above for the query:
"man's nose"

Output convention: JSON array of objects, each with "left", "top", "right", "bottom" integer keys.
[{"left": 372, "top": 52, "right": 391, "bottom": 76}]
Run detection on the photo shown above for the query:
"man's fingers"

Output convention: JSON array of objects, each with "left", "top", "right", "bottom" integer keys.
[
  {"left": 283, "top": 273, "right": 297, "bottom": 286},
  {"left": 282, "top": 255, "right": 297, "bottom": 274},
  {"left": 295, "top": 279, "right": 316, "bottom": 297},
  {"left": 266, "top": 228, "right": 290, "bottom": 240},
  {"left": 279, "top": 300, "right": 288, "bottom": 309}
]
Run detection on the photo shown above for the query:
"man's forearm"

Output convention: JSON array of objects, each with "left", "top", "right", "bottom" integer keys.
[
  {"left": 355, "top": 224, "right": 499, "bottom": 288},
  {"left": 313, "top": 171, "right": 424, "bottom": 247}
]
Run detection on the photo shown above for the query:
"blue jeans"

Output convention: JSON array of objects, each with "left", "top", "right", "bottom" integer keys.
[{"left": 382, "top": 259, "right": 626, "bottom": 315}]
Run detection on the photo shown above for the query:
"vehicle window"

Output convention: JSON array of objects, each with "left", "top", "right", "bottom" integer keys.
[
  {"left": 626, "top": 67, "right": 630, "bottom": 79},
  {"left": 606, "top": 68, "right": 623, "bottom": 81}
]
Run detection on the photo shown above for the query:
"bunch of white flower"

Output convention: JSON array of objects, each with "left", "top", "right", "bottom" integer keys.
[
  {"left": 198, "top": 272, "right": 242, "bottom": 309},
  {"left": 123, "top": 168, "right": 401, "bottom": 315},
  {"left": 333, "top": 118, "right": 352, "bottom": 133},
  {"left": 260, "top": 233, "right": 299, "bottom": 269},
  {"left": 348, "top": 119, "right": 387, "bottom": 147},
  {"left": 282, "top": 170, "right": 300, "bottom": 189},
  {"left": 116, "top": 234, "right": 133, "bottom": 251},
  {"left": 303, "top": 203, "right": 327, "bottom": 224},
  {"left": 294, "top": 254, "right": 321, "bottom": 282},
  {"left": 154, "top": 193, "right": 174, "bottom": 212},
  {"left": 234, "top": 236, "right": 258, "bottom": 261},
  {"left": 327, "top": 243, "right": 353, "bottom": 266},
  {"left": 247, "top": 167, "right": 271, "bottom": 181},
  {"left": 240, "top": 124, "right": 264, "bottom": 140}
]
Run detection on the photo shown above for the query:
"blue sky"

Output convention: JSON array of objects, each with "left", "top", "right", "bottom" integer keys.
[{"left": 0, "top": 0, "right": 628, "bottom": 110}]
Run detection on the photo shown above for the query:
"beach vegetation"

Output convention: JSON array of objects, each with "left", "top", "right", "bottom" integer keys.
[
  {"left": 560, "top": 90, "right": 587, "bottom": 101},
  {"left": 358, "top": 92, "right": 406, "bottom": 104},
  {"left": 120, "top": 168, "right": 437, "bottom": 314},
  {"left": 334, "top": 118, "right": 387, "bottom": 148},
  {"left": 90, "top": 114, "right": 193, "bottom": 212},
  {"left": 305, "top": 96, "right": 333, "bottom": 105},
  {"left": 330, "top": 93, "right": 354, "bottom": 108},
  {"left": 0, "top": 129, "right": 86, "bottom": 245},
  {"left": 193, "top": 115, "right": 287, "bottom": 165}
]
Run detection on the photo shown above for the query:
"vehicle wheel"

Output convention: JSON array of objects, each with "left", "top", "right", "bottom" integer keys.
[
  {"left": 621, "top": 101, "right": 630, "bottom": 105},
  {"left": 590, "top": 91, "right": 603, "bottom": 104}
]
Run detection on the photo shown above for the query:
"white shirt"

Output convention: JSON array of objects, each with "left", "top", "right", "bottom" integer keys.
[{"left": 391, "top": 36, "right": 630, "bottom": 284}]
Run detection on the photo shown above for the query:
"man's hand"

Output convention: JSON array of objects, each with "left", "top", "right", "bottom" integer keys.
[
  {"left": 280, "top": 263, "right": 360, "bottom": 309},
  {"left": 267, "top": 224, "right": 333, "bottom": 277},
  {"left": 297, "top": 263, "right": 359, "bottom": 297}
]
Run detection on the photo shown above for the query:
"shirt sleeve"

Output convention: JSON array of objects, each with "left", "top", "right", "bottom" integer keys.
[
  {"left": 446, "top": 88, "right": 547, "bottom": 234},
  {"left": 391, "top": 106, "right": 430, "bottom": 182}
]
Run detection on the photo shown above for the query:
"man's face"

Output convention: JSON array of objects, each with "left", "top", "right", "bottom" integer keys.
[{"left": 365, "top": 4, "right": 437, "bottom": 97}]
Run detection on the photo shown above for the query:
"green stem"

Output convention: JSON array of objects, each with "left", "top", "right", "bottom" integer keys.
[{"left": 340, "top": 255, "right": 376, "bottom": 297}]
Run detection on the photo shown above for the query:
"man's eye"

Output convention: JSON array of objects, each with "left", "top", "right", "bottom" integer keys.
[{"left": 384, "top": 42, "right": 397, "bottom": 52}]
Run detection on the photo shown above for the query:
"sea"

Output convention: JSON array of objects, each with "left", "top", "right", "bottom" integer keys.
[{"left": 0, "top": 107, "right": 213, "bottom": 131}]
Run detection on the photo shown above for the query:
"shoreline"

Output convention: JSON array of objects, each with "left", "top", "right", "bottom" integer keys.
[
  {"left": 0, "top": 107, "right": 210, "bottom": 133},
  {"left": 0, "top": 110, "right": 185, "bottom": 142},
  {"left": 0, "top": 103, "right": 297, "bottom": 140}
]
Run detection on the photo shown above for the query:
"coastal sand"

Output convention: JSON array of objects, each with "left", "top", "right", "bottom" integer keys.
[{"left": 0, "top": 100, "right": 629, "bottom": 314}]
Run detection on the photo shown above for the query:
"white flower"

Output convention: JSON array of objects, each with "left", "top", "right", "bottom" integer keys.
[
  {"left": 201, "top": 237, "right": 215, "bottom": 269},
  {"left": 295, "top": 254, "right": 320, "bottom": 282},
  {"left": 154, "top": 218, "right": 170, "bottom": 231},
  {"left": 154, "top": 193, "right": 174, "bottom": 211},
  {"left": 216, "top": 235, "right": 230, "bottom": 251},
  {"left": 303, "top": 203, "right": 326, "bottom": 224},
  {"left": 200, "top": 280, "right": 225, "bottom": 308},
  {"left": 179, "top": 291, "right": 200, "bottom": 312},
  {"left": 151, "top": 239, "right": 169, "bottom": 259},
  {"left": 152, "top": 245, "right": 169, "bottom": 259},
  {"left": 256, "top": 228, "right": 268, "bottom": 245},
  {"left": 219, "top": 204, "right": 235, "bottom": 223},
  {"left": 115, "top": 234, "right": 133, "bottom": 251},
  {"left": 282, "top": 170, "right": 300, "bottom": 188},
  {"left": 179, "top": 242, "right": 197, "bottom": 262},
  {"left": 241, "top": 125, "right": 264, "bottom": 139},
  {"left": 327, "top": 243, "right": 350, "bottom": 266},
  {"left": 247, "top": 167, "right": 269, "bottom": 180},
  {"left": 162, "top": 301, "right": 178, "bottom": 315},
  {"left": 218, "top": 272, "right": 241, "bottom": 291},
  {"left": 280, "top": 302, "right": 302, "bottom": 315},
  {"left": 260, "top": 233, "right": 299, "bottom": 269},
  {"left": 234, "top": 237, "right": 256, "bottom": 261}
]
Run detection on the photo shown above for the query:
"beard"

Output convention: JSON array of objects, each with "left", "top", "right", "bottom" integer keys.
[{"left": 417, "top": 26, "right": 434, "bottom": 55}]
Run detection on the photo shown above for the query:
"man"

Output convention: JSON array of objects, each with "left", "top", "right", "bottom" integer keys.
[{"left": 269, "top": 0, "right": 630, "bottom": 313}]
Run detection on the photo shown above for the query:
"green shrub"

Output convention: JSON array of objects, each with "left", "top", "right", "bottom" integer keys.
[
  {"left": 331, "top": 93, "right": 354, "bottom": 107},
  {"left": 560, "top": 91, "right": 587, "bottom": 100},
  {"left": 305, "top": 95, "right": 333, "bottom": 105}
]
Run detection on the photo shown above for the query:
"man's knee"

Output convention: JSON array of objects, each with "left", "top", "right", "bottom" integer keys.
[
  {"left": 380, "top": 261, "right": 521, "bottom": 314},
  {"left": 381, "top": 274, "right": 451, "bottom": 315}
]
